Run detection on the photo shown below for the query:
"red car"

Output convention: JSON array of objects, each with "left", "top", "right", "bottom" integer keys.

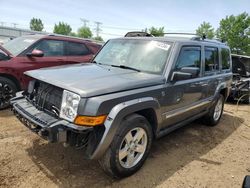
[{"left": 0, "top": 34, "right": 102, "bottom": 109}]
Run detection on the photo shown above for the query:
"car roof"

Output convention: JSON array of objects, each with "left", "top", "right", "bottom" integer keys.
[
  {"left": 20, "top": 34, "right": 104, "bottom": 45},
  {"left": 114, "top": 36, "right": 229, "bottom": 47}
]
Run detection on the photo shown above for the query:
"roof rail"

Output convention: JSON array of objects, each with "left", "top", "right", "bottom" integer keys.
[
  {"left": 46, "top": 33, "right": 104, "bottom": 44},
  {"left": 124, "top": 31, "right": 153, "bottom": 37},
  {"left": 164, "top": 33, "right": 206, "bottom": 40}
]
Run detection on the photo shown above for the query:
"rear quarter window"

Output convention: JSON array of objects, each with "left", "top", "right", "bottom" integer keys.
[
  {"left": 66, "top": 42, "right": 91, "bottom": 56},
  {"left": 205, "top": 47, "right": 219, "bottom": 72}
]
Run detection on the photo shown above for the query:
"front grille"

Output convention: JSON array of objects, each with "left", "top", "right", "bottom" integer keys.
[{"left": 27, "top": 81, "right": 63, "bottom": 117}]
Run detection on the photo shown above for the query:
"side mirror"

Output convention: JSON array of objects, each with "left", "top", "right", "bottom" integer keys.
[
  {"left": 171, "top": 67, "right": 200, "bottom": 81},
  {"left": 27, "top": 49, "right": 44, "bottom": 57}
]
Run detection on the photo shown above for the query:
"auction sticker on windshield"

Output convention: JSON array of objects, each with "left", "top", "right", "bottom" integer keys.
[
  {"left": 23, "top": 39, "right": 36, "bottom": 43},
  {"left": 153, "top": 41, "right": 170, "bottom": 51}
]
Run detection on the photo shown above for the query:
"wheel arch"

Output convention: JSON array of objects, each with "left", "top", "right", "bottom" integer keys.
[
  {"left": 89, "top": 97, "right": 161, "bottom": 159},
  {"left": 0, "top": 73, "right": 21, "bottom": 90},
  {"left": 134, "top": 108, "right": 158, "bottom": 138},
  {"left": 220, "top": 88, "right": 228, "bottom": 100},
  {"left": 215, "top": 82, "right": 230, "bottom": 101}
]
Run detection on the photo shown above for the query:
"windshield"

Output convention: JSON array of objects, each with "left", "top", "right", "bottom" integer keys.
[
  {"left": 94, "top": 39, "right": 172, "bottom": 74},
  {"left": 2, "top": 36, "right": 40, "bottom": 56}
]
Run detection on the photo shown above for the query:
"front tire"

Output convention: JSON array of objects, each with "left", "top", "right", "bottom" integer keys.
[
  {"left": 0, "top": 77, "right": 17, "bottom": 110},
  {"left": 99, "top": 114, "right": 153, "bottom": 178},
  {"left": 203, "top": 94, "right": 225, "bottom": 126},
  {"left": 243, "top": 175, "right": 250, "bottom": 188}
]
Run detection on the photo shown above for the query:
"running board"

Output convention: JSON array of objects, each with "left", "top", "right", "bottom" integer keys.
[{"left": 156, "top": 111, "right": 208, "bottom": 139}]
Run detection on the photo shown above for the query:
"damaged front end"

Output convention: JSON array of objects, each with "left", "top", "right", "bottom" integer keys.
[{"left": 11, "top": 80, "right": 105, "bottom": 158}]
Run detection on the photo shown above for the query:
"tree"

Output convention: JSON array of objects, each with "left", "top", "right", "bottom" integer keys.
[
  {"left": 69, "top": 32, "right": 77, "bottom": 37},
  {"left": 53, "top": 22, "right": 72, "bottom": 35},
  {"left": 196, "top": 21, "right": 215, "bottom": 39},
  {"left": 77, "top": 26, "right": 93, "bottom": 38},
  {"left": 30, "top": 18, "right": 44, "bottom": 31},
  {"left": 217, "top": 12, "right": 250, "bottom": 55},
  {"left": 93, "top": 36, "right": 104, "bottom": 41},
  {"left": 148, "top": 27, "right": 165, "bottom": 36}
]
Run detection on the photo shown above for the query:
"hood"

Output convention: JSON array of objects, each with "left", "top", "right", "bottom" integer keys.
[
  {"left": 25, "top": 63, "right": 165, "bottom": 97},
  {"left": 0, "top": 45, "right": 12, "bottom": 56}
]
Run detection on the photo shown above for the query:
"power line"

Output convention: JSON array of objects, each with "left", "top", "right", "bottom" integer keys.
[
  {"left": 100, "top": 32, "right": 123, "bottom": 36},
  {"left": 101, "top": 25, "right": 141, "bottom": 31}
]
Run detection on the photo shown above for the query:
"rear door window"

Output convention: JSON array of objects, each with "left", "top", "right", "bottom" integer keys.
[
  {"left": 66, "top": 42, "right": 91, "bottom": 56},
  {"left": 221, "top": 48, "right": 230, "bottom": 70},
  {"left": 205, "top": 47, "right": 219, "bottom": 72}
]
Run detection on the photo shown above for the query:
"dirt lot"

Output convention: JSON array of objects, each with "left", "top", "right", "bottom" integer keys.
[{"left": 0, "top": 103, "right": 249, "bottom": 188}]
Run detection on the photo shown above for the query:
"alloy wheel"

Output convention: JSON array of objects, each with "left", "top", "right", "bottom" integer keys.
[
  {"left": 0, "top": 83, "right": 14, "bottom": 108},
  {"left": 118, "top": 127, "right": 148, "bottom": 169},
  {"left": 213, "top": 97, "right": 223, "bottom": 121}
]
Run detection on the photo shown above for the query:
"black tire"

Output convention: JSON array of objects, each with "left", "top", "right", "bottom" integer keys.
[
  {"left": 243, "top": 176, "right": 250, "bottom": 188},
  {"left": 99, "top": 114, "right": 153, "bottom": 178},
  {"left": 203, "top": 94, "right": 225, "bottom": 126},
  {"left": 0, "top": 77, "right": 18, "bottom": 110}
]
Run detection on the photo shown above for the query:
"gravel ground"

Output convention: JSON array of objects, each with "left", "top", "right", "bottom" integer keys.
[{"left": 0, "top": 103, "right": 249, "bottom": 188}]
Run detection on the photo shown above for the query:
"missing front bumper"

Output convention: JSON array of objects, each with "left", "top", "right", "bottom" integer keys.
[{"left": 11, "top": 97, "right": 92, "bottom": 144}]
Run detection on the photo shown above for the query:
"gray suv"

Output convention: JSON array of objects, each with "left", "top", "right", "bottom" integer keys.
[{"left": 11, "top": 33, "right": 232, "bottom": 178}]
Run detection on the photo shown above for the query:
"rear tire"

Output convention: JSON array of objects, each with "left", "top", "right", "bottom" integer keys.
[
  {"left": 99, "top": 114, "right": 153, "bottom": 178},
  {"left": 203, "top": 94, "right": 225, "bottom": 126},
  {"left": 0, "top": 77, "right": 18, "bottom": 110}
]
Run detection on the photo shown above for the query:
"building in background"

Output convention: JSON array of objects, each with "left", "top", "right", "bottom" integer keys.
[{"left": 0, "top": 26, "right": 47, "bottom": 44}]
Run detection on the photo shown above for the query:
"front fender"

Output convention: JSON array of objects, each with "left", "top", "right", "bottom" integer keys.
[{"left": 90, "top": 97, "right": 161, "bottom": 159}]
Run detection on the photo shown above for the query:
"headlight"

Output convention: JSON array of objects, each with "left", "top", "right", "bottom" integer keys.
[{"left": 60, "top": 90, "right": 81, "bottom": 122}]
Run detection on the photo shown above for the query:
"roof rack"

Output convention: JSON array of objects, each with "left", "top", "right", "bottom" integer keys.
[
  {"left": 164, "top": 33, "right": 206, "bottom": 40},
  {"left": 164, "top": 33, "right": 227, "bottom": 44},
  {"left": 124, "top": 31, "right": 153, "bottom": 37},
  {"left": 124, "top": 31, "right": 226, "bottom": 45}
]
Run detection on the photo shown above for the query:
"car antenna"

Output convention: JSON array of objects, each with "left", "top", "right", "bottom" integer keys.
[{"left": 202, "top": 33, "right": 206, "bottom": 40}]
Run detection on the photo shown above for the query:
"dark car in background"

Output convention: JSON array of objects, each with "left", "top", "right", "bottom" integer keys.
[
  {"left": 228, "top": 54, "right": 250, "bottom": 103},
  {"left": 0, "top": 34, "right": 102, "bottom": 109}
]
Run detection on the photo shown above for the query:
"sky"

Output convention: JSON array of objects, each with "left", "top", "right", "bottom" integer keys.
[{"left": 0, "top": 0, "right": 249, "bottom": 40}]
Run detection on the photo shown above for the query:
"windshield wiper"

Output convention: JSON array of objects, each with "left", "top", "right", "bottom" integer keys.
[{"left": 111, "top": 65, "right": 141, "bottom": 72}]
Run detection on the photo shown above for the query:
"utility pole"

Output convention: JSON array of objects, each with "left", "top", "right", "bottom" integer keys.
[
  {"left": 94, "top": 21, "right": 102, "bottom": 37},
  {"left": 80, "top": 18, "right": 89, "bottom": 27}
]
